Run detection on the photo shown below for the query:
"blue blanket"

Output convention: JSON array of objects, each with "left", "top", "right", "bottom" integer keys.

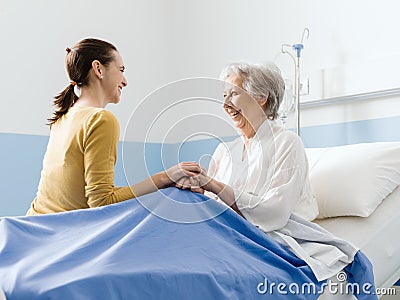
[{"left": 0, "top": 188, "right": 374, "bottom": 299}]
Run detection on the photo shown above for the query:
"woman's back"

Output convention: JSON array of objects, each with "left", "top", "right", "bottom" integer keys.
[{"left": 28, "top": 107, "right": 121, "bottom": 215}]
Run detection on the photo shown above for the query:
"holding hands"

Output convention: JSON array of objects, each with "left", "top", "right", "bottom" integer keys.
[
  {"left": 163, "top": 161, "right": 242, "bottom": 216},
  {"left": 163, "top": 162, "right": 213, "bottom": 194}
]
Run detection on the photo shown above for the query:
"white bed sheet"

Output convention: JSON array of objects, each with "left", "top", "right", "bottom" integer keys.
[
  {"left": 0, "top": 288, "right": 5, "bottom": 300},
  {"left": 315, "top": 186, "right": 400, "bottom": 298}
]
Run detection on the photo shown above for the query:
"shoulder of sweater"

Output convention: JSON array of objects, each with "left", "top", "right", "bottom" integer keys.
[{"left": 85, "top": 108, "right": 119, "bottom": 128}]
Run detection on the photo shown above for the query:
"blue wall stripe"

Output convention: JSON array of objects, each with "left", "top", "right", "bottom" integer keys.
[
  {"left": 1, "top": 115, "right": 400, "bottom": 216},
  {"left": 0, "top": 133, "right": 48, "bottom": 216},
  {"left": 117, "top": 141, "right": 174, "bottom": 186},
  {"left": 301, "top": 115, "right": 400, "bottom": 148}
]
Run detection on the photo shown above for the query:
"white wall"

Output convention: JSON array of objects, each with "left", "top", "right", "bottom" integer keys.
[
  {"left": 128, "top": 0, "right": 400, "bottom": 142},
  {"left": 0, "top": 0, "right": 173, "bottom": 138},
  {"left": 170, "top": 0, "right": 400, "bottom": 79},
  {"left": 169, "top": 0, "right": 400, "bottom": 137},
  {"left": 1, "top": 0, "right": 400, "bottom": 143}
]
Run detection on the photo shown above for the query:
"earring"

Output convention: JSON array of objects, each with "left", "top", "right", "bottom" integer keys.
[{"left": 100, "top": 75, "right": 103, "bottom": 79}]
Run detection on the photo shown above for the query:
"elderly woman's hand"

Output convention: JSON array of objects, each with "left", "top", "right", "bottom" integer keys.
[
  {"left": 189, "top": 177, "right": 205, "bottom": 194},
  {"left": 175, "top": 177, "right": 191, "bottom": 189},
  {"left": 186, "top": 167, "right": 214, "bottom": 192},
  {"left": 173, "top": 165, "right": 242, "bottom": 216},
  {"left": 173, "top": 164, "right": 209, "bottom": 194},
  {"left": 175, "top": 176, "right": 205, "bottom": 194},
  {"left": 161, "top": 162, "right": 202, "bottom": 188}
]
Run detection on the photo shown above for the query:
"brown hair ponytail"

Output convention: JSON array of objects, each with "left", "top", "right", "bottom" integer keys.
[
  {"left": 47, "top": 84, "right": 78, "bottom": 126},
  {"left": 47, "top": 38, "right": 117, "bottom": 126}
]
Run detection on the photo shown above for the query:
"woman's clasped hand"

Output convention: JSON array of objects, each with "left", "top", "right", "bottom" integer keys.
[{"left": 167, "top": 162, "right": 212, "bottom": 194}]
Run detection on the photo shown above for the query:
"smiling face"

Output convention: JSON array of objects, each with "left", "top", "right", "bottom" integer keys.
[
  {"left": 103, "top": 51, "right": 128, "bottom": 104},
  {"left": 223, "top": 74, "right": 267, "bottom": 132}
]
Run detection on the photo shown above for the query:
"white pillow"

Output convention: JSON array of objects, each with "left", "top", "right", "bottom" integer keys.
[{"left": 305, "top": 142, "right": 400, "bottom": 219}]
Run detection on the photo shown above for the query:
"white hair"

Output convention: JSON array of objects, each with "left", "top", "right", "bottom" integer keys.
[{"left": 220, "top": 62, "right": 285, "bottom": 120}]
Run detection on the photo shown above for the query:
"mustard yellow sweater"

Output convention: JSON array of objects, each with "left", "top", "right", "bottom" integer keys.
[{"left": 27, "top": 107, "right": 135, "bottom": 215}]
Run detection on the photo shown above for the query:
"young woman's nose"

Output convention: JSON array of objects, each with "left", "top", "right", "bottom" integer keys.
[{"left": 122, "top": 75, "right": 128, "bottom": 87}]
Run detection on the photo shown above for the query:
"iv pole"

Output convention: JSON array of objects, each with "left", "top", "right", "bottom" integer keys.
[{"left": 281, "top": 28, "right": 309, "bottom": 136}]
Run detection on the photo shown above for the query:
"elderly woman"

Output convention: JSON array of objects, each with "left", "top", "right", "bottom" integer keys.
[
  {"left": 202, "top": 62, "right": 319, "bottom": 227},
  {"left": 178, "top": 62, "right": 375, "bottom": 291}
]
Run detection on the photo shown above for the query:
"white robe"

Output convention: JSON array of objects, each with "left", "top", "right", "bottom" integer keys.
[{"left": 205, "top": 119, "right": 358, "bottom": 281}]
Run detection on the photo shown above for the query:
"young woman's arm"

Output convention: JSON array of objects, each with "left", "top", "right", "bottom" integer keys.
[{"left": 130, "top": 162, "right": 202, "bottom": 198}]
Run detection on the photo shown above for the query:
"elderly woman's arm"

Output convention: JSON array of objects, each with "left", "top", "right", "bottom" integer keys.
[
  {"left": 190, "top": 137, "right": 307, "bottom": 232},
  {"left": 200, "top": 177, "right": 244, "bottom": 217}
]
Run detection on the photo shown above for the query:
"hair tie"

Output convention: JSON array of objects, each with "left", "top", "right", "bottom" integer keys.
[
  {"left": 70, "top": 80, "right": 77, "bottom": 86},
  {"left": 66, "top": 47, "right": 72, "bottom": 54}
]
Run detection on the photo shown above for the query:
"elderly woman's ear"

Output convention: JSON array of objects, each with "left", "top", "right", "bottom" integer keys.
[{"left": 258, "top": 94, "right": 268, "bottom": 109}]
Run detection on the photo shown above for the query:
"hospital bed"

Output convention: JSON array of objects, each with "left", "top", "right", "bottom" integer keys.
[
  {"left": 317, "top": 186, "right": 400, "bottom": 299},
  {"left": 304, "top": 140, "right": 400, "bottom": 299},
  {"left": 318, "top": 185, "right": 400, "bottom": 291}
]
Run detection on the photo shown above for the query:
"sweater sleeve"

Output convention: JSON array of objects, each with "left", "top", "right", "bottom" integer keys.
[{"left": 83, "top": 110, "right": 135, "bottom": 207}]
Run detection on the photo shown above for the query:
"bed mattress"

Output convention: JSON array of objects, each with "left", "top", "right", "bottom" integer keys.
[{"left": 315, "top": 186, "right": 400, "bottom": 290}]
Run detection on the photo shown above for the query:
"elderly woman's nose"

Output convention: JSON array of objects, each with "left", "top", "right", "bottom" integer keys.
[{"left": 224, "top": 94, "right": 232, "bottom": 104}]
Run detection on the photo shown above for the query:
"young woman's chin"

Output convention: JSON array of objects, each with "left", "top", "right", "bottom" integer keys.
[{"left": 112, "top": 95, "right": 121, "bottom": 104}]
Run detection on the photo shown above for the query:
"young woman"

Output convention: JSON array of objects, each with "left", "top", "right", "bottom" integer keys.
[{"left": 27, "top": 38, "right": 200, "bottom": 215}]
